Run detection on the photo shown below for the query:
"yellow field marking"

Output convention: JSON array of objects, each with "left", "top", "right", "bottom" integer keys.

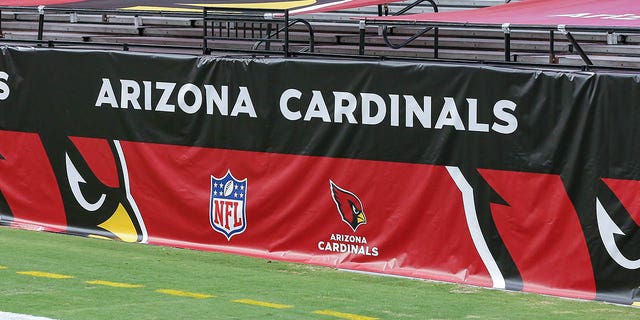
[
  {"left": 0, "top": 265, "right": 7, "bottom": 270},
  {"left": 156, "top": 289, "right": 214, "bottom": 299},
  {"left": 85, "top": 280, "right": 144, "bottom": 288},
  {"left": 17, "top": 271, "right": 74, "bottom": 279},
  {"left": 232, "top": 299, "right": 293, "bottom": 309},
  {"left": 88, "top": 234, "right": 113, "bottom": 241},
  {"left": 633, "top": 301, "right": 640, "bottom": 307},
  {"left": 312, "top": 310, "right": 379, "bottom": 320}
]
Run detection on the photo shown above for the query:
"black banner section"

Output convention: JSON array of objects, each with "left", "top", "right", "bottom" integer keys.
[
  {"left": 1, "top": 47, "right": 640, "bottom": 304},
  {"left": 0, "top": 49, "right": 631, "bottom": 174}
]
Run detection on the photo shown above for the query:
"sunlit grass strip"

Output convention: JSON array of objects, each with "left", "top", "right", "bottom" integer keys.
[
  {"left": 156, "top": 289, "right": 214, "bottom": 299},
  {"left": 85, "top": 280, "right": 144, "bottom": 288},
  {"left": 312, "top": 310, "right": 379, "bottom": 320},
  {"left": 17, "top": 271, "right": 74, "bottom": 279},
  {"left": 232, "top": 299, "right": 293, "bottom": 309}
]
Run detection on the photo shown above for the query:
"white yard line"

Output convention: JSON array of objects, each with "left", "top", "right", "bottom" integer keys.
[{"left": 0, "top": 312, "right": 57, "bottom": 320}]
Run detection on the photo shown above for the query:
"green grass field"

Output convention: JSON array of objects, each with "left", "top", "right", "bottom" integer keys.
[{"left": 1, "top": 226, "right": 639, "bottom": 320}]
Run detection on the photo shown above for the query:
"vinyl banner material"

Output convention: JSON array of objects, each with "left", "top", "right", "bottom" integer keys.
[{"left": 1, "top": 47, "right": 639, "bottom": 305}]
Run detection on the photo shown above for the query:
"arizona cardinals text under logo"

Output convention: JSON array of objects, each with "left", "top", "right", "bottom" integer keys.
[
  {"left": 330, "top": 180, "right": 366, "bottom": 231},
  {"left": 210, "top": 170, "right": 248, "bottom": 240}
]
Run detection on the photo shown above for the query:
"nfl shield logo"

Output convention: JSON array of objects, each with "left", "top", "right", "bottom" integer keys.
[{"left": 209, "top": 170, "right": 248, "bottom": 240}]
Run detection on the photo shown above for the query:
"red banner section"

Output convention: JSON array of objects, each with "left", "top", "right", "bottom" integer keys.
[
  {"left": 0, "top": 131, "right": 66, "bottom": 231},
  {"left": 481, "top": 170, "right": 595, "bottom": 300},
  {"left": 5, "top": 130, "right": 612, "bottom": 297},
  {"left": 45, "top": 135, "right": 496, "bottom": 285}
]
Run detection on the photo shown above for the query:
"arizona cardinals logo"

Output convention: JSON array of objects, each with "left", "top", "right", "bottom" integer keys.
[{"left": 330, "top": 180, "right": 366, "bottom": 231}]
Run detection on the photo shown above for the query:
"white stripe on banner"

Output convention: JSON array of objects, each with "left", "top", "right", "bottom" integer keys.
[
  {"left": 446, "top": 166, "right": 506, "bottom": 289},
  {"left": 113, "top": 140, "right": 148, "bottom": 244},
  {"left": 0, "top": 312, "right": 57, "bottom": 320}
]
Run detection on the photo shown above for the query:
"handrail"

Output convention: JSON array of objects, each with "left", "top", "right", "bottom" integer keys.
[
  {"left": 0, "top": 5, "right": 316, "bottom": 58},
  {"left": 365, "top": 19, "right": 640, "bottom": 34},
  {"left": 252, "top": 18, "right": 315, "bottom": 53},
  {"left": 365, "top": 14, "right": 640, "bottom": 69},
  {"left": 394, "top": 0, "right": 437, "bottom": 16},
  {"left": 203, "top": 8, "right": 299, "bottom": 57},
  {"left": 382, "top": 26, "right": 434, "bottom": 49},
  {"left": 360, "top": 0, "right": 439, "bottom": 56},
  {"left": 384, "top": 0, "right": 438, "bottom": 50}
]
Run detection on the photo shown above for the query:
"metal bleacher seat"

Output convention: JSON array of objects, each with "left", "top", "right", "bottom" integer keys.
[{"left": 0, "top": 0, "right": 639, "bottom": 69}]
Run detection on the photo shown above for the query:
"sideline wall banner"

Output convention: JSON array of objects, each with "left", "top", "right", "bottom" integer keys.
[{"left": 0, "top": 47, "right": 639, "bottom": 304}]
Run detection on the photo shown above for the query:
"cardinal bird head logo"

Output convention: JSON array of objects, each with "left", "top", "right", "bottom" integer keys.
[
  {"left": 330, "top": 180, "right": 366, "bottom": 232},
  {"left": 42, "top": 136, "right": 147, "bottom": 243}
]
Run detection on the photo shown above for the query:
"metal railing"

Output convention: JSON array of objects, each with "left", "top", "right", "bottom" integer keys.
[
  {"left": 0, "top": 4, "right": 639, "bottom": 71},
  {"left": 202, "top": 7, "right": 314, "bottom": 57},
  {"left": 362, "top": 18, "right": 640, "bottom": 69},
  {"left": 0, "top": 6, "right": 316, "bottom": 56}
]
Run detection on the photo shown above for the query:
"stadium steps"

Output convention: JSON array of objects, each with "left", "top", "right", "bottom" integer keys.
[
  {"left": 1, "top": 21, "right": 142, "bottom": 36},
  {"left": 1, "top": 18, "right": 623, "bottom": 46},
  {"left": 333, "top": 34, "right": 573, "bottom": 53},
  {"left": 3, "top": 21, "right": 634, "bottom": 67},
  {"left": 314, "top": 44, "right": 513, "bottom": 60},
  {"left": 313, "top": 44, "right": 640, "bottom": 69},
  {"left": 2, "top": 30, "right": 97, "bottom": 42},
  {"left": 0, "top": 0, "right": 639, "bottom": 69},
  {"left": 10, "top": 28, "right": 634, "bottom": 68},
  {"left": 12, "top": 13, "right": 200, "bottom": 27},
  {"left": 516, "top": 54, "right": 640, "bottom": 69}
]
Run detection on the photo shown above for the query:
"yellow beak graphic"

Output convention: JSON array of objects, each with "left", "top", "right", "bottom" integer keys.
[
  {"left": 96, "top": 203, "right": 139, "bottom": 243},
  {"left": 356, "top": 211, "right": 366, "bottom": 225}
]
